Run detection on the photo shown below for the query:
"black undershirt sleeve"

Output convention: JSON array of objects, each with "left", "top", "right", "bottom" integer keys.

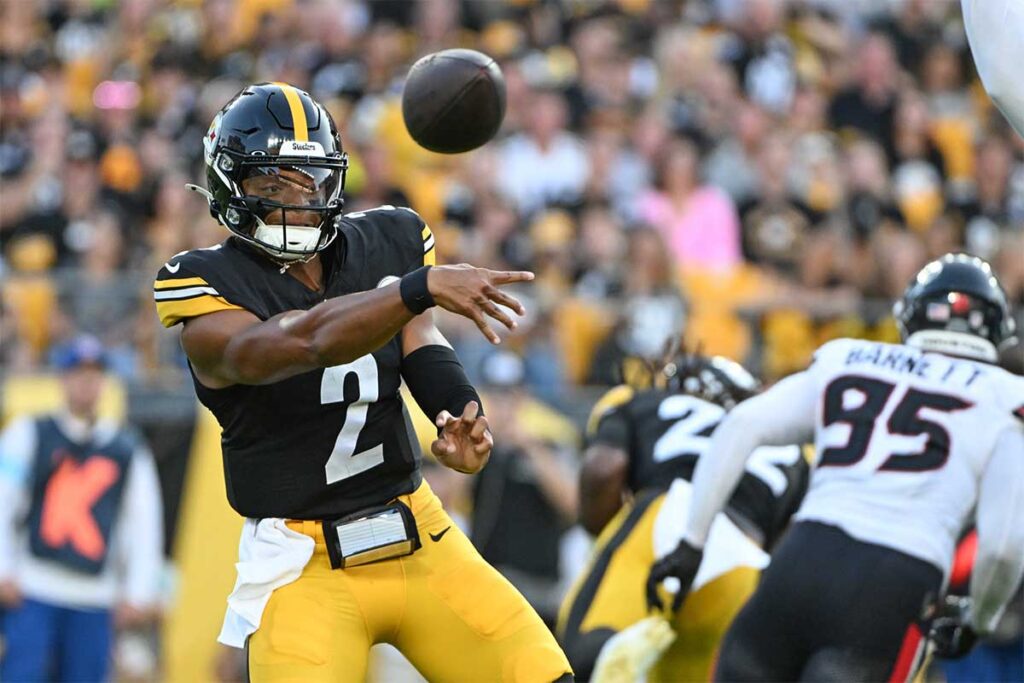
[{"left": 400, "top": 345, "right": 483, "bottom": 427}]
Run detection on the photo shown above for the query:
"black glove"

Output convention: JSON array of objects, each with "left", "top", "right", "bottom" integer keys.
[
  {"left": 928, "top": 595, "right": 978, "bottom": 660},
  {"left": 646, "top": 539, "right": 703, "bottom": 614}
]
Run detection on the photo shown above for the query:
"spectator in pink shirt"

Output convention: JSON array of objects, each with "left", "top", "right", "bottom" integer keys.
[{"left": 636, "top": 136, "right": 742, "bottom": 273}]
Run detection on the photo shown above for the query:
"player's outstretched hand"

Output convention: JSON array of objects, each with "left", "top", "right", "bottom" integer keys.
[
  {"left": 428, "top": 264, "right": 533, "bottom": 344},
  {"left": 431, "top": 400, "right": 492, "bottom": 474},
  {"left": 646, "top": 539, "right": 704, "bottom": 614}
]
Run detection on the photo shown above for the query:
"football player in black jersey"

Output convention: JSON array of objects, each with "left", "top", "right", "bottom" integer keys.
[
  {"left": 154, "top": 83, "right": 571, "bottom": 682},
  {"left": 556, "top": 355, "right": 809, "bottom": 682}
]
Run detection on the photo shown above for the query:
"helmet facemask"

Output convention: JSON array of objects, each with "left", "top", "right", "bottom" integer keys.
[{"left": 216, "top": 150, "right": 347, "bottom": 263}]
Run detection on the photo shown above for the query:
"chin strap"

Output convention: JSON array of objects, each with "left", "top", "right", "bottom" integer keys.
[{"left": 276, "top": 250, "right": 318, "bottom": 274}]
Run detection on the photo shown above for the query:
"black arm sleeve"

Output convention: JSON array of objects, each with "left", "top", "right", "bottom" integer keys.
[{"left": 401, "top": 345, "right": 483, "bottom": 425}]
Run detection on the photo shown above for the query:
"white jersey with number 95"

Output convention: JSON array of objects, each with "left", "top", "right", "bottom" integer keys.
[{"left": 793, "top": 339, "right": 1024, "bottom": 574}]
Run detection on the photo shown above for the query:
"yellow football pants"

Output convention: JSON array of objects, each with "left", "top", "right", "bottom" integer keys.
[
  {"left": 247, "top": 480, "right": 571, "bottom": 683},
  {"left": 557, "top": 492, "right": 759, "bottom": 683}
]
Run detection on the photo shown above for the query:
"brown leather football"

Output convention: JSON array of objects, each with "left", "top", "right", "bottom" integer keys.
[{"left": 401, "top": 49, "right": 506, "bottom": 154}]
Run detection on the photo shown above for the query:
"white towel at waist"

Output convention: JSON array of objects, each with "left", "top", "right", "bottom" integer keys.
[
  {"left": 218, "top": 518, "right": 315, "bottom": 648},
  {"left": 652, "top": 478, "right": 770, "bottom": 595}
]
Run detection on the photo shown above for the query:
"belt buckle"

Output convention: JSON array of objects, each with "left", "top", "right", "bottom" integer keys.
[{"left": 322, "top": 501, "right": 421, "bottom": 569}]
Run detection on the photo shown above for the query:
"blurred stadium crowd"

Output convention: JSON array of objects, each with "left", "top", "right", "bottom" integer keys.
[
  {"left": 3, "top": 0, "right": 1023, "bottom": 387},
  {"left": 1, "top": 0, "right": 1022, "bottom": 680}
]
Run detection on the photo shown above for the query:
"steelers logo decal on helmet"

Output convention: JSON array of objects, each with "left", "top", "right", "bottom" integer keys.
[
  {"left": 195, "top": 83, "right": 349, "bottom": 263},
  {"left": 203, "top": 112, "right": 221, "bottom": 164}
]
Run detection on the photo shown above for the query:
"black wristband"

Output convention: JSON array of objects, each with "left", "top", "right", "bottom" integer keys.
[{"left": 400, "top": 266, "right": 435, "bottom": 314}]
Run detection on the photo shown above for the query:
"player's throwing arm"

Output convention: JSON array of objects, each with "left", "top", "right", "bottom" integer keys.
[{"left": 181, "top": 264, "right": 531, "bottom": 388}]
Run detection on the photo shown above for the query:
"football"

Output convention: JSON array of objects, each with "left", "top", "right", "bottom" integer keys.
[{"left": 401, "top": 48, "right": 506, "bottom": 154}]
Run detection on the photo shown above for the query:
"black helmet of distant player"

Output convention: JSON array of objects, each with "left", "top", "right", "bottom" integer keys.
[
  {"left": 199, "top": 83, "right": 348, "bottom": 262},
  {"left": 894, "top": 253, "right": 1017, "bottom": 363},
  {"left": 667, "top": 354, "right": 761, "bottom": 410}
]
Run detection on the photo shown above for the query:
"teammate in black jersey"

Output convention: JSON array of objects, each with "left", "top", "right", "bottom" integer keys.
[
  {"left": 154, "top": 83, "right": 571, "bottom": 682},
  {"left": 557, "top": 355, "right": 808, "bottom": 682}
]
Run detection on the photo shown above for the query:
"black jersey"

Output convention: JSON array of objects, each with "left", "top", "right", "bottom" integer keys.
[
  {"left": 154, "top": 206, "right": 436, "bottom": 519},
  {"left": 588, "top": 385, "right": 809, "bottom": 547}
]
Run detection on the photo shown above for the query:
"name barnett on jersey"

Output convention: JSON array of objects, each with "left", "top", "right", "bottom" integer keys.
[{"left": 840, "top": 342, "right": 985, "bottom": 389}]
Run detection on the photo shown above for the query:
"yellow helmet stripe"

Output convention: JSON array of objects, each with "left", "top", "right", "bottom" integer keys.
[{"left": 274, "top": 82, "right": 308, "bottom": 142}]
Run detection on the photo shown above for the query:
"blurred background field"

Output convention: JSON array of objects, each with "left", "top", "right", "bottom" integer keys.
[{"left": 1, "top": 0, "right": 1022, "bottom": 680}]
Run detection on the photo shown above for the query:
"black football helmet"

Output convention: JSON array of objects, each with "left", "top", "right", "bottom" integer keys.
[
  {"left": 893, "top": 253, "right": 1017, "bottom": 363},
  {"left": 666, "top": 354, "right": 761, "bottom": 410},
  {"left": 191, "top": 83, "right": 348, "bottom": 262}
]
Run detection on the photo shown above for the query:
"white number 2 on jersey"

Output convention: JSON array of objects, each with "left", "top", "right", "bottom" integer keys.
[
  {"left": 321, "top": 355, "right": 384, "bottom": 484},
  {"left": 653, "top": 395, "right": 725, "bottom": 462},
  {"left": 653, "top": 394, "right": 800, "bottom": 495},
  {"left": 745, "top": 446, "right": 802, "bottom": 496}
]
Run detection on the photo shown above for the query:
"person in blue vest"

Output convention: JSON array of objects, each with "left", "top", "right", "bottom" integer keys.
[{"left": 0, "top": 335, "right": 164, "bottom": 682}]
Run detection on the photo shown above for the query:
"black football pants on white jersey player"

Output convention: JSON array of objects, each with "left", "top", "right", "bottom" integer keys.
[{"left": 714, "top": 521, "right": 942, "bottom": 682}]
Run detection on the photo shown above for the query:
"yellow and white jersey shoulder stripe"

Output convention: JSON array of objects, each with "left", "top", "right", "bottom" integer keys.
[
  {"left": 586, "top": 384, "right": 635, "bottom": 437},
  {"left": 422, "top": 225, "right": 436, "bottom": 266},
  {"left": 154, "top": 276, "right": 244, "bottom": 327}
]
